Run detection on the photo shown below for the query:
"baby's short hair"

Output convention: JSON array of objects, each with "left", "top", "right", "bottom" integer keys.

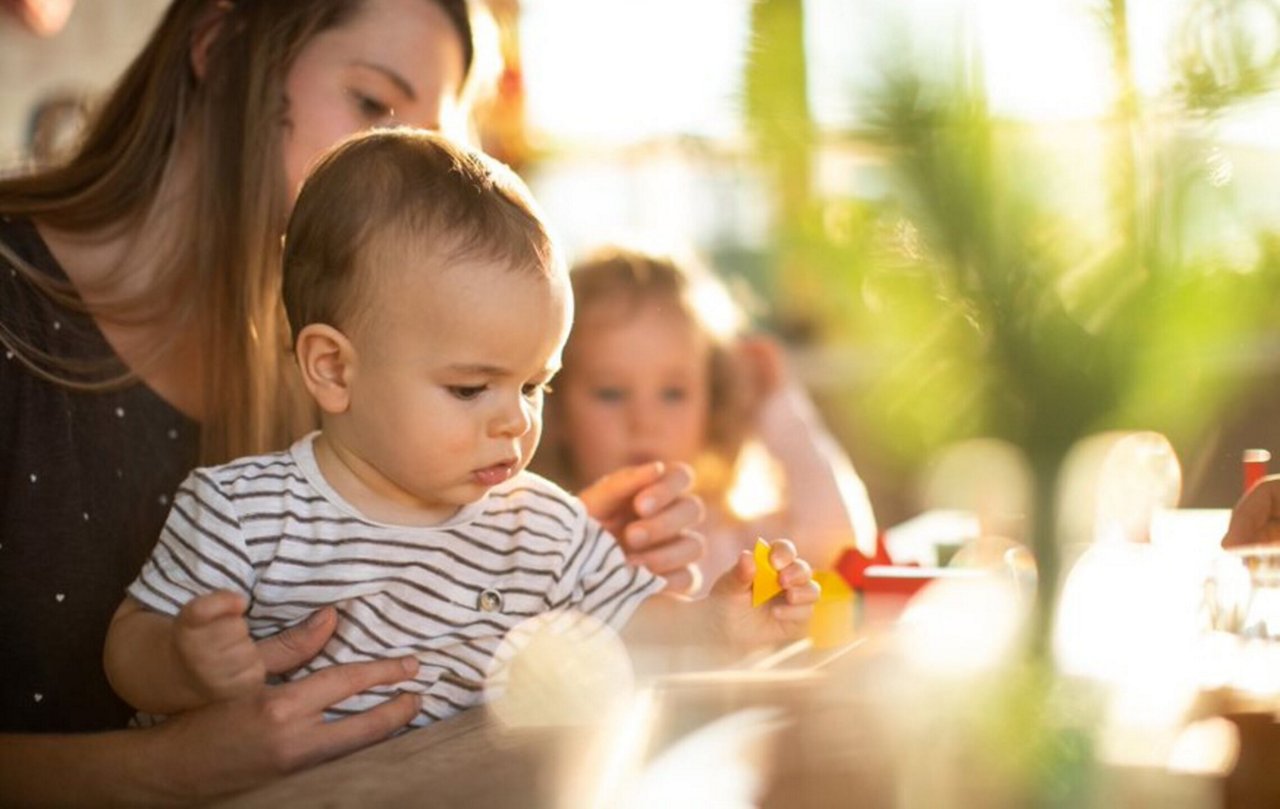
[{"left": 282, "top": 128, "right": 559, "bottom": 341}]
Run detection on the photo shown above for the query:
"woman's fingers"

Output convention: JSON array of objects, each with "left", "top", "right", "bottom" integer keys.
[
  {"left": 294, "top": 692, "right": 421, "bottom": 769},
  {"left": 257, "top": 607, "right": 338, "bottom": 674},
  {"left": 282, "top": 655, "right": 420, "bottom": 716}
]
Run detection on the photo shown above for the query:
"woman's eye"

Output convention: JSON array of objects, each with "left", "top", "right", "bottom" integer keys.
[
  {"left": 449, "top": 385, "right": 486, "bottom": 401},
  {"left": 522, "top": 383, "right": 553, "bottom": 398},
  {"left": 350, "top": 90, "right": 394, "bottom": 122}
]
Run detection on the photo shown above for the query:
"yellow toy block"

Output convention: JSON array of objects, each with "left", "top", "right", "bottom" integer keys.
[
  {"left": 752, "top": 538, "right": 782, "bottom": 607},
  {"left": 809, "top": 570, "right": 856, "bottom": 649}
]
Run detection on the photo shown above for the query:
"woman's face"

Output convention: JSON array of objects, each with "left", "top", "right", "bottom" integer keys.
[{"left": 281, "top": 0, "right": 468, "bottom": 200}]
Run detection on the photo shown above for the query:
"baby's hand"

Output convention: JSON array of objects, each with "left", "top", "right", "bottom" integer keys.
[
  {"left": 173, "top": 590, "right": 266, "bottom": 703},
  {"left": 709, "top": 538, "right": 820, "bottom": 648}
]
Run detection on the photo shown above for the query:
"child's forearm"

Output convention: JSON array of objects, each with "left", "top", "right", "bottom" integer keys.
[
  {"left": 621, "top": 594, "right": 738, "bottom": 674},
  {"left": 103, "top": 598, "right": 208, "bottom": 715},
  {"left": 756, "top": 385, "right": 878, "bottom": 562}
]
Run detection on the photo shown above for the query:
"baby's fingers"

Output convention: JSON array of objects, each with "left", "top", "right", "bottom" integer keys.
[
  {"left": 766, "top": 539, "right": 798, "bottom": 572},
  {"left": 782, "top": 577, "right": 821, "bottom": 606},
  {"left": 178, "top": 590, "right": 248, "bottom": 628},
  {"left": 777, "top": 557, "right": 814, "bottom": 590}
]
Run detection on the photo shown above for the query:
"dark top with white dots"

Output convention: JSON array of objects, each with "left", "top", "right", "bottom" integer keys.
[{"left": 0, "top": 216, "right": 199, "bottom": 732}]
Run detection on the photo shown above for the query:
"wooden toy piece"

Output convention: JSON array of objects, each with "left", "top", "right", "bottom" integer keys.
[
  {"left": 809, "top": 570, "right": 856, "bottom": 649},
  {"left": 752, "top": 537, "right": 782, "bottom": 607}
]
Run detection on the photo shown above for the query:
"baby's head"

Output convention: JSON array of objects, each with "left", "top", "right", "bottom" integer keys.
[
  {"left": 535, "top": 246, "right": 751, "bottom": 493},
  {"left": 283, "top": 129, "right": 570, "bottom": 519}
]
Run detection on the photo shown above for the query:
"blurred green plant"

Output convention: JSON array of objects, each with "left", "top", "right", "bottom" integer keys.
[
  {"left": 743, "top": 0, "right": 1280, "bottom": 801},
  {"left": 745, "top": 0, "right": 1280, "bottom": 611}
]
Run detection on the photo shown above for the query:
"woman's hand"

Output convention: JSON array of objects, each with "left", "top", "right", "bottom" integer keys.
[
  {"left": 1, "top": 607, "right": 420, "bottom": 804},
  {"left": 579, "top": 461, "right": 706, "bottom": 595},
  {"left": 156, "top": 606, "right": 420, "bottom": 798}
]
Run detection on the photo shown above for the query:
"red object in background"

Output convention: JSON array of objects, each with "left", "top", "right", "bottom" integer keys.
[
  {"left": 834, "top": 531, "right": 992, "bottom": 628},
  {"left": 1244, "top": 448, "right": 1271, "bottom": 495},
  {"left": 835, "top": 541, "right": 933, "bottom": 598}
]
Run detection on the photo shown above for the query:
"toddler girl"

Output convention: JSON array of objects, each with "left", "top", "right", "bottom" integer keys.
[{"left": 535, "top": 246, "right": 877, "bottom": 596}]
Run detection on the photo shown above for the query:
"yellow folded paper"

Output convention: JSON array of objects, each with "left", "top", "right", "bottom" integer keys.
[{"left": 752, "top": 537, "right": 782, "bottom": 607}]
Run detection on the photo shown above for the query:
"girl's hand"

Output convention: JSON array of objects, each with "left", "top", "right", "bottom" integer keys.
[
  {"left": 579, "top": 461, "right": 707, "bottom": 595},
  {"left": 736, "top": 334, "right": 790, "bottom": 398},
  {"left": 709, "top": 538, "right": 820, "bottom": 648}
]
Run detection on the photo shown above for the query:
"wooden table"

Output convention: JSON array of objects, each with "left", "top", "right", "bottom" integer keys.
[
  {"left": 214, "top": 640, "right": 1259, "bottom": 808},
  {"left": 214, "top": 706, "right": 573, "bottom": 808}
]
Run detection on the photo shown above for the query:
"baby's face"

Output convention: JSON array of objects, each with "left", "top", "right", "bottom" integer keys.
[
  {"left": 337, "top": 255, "right": 569, "bottom": 519},
  {"left": 557, "top": 301, "right": 711, "bottom": 484}
]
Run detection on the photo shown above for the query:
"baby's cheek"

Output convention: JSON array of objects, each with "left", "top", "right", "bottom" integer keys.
[{"left": 521, "top": 428, "right": 542, "bottom": 463}]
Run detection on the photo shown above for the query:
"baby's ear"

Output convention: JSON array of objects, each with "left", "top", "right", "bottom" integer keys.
[{"left": 295, "top": 324, "right": 355, "bottom": 414}]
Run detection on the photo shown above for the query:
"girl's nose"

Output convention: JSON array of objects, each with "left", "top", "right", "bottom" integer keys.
[{"left": 627, "top": 401, "right": 660, "bottom": 436}]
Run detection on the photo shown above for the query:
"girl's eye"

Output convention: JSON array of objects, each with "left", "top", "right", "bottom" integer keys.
[
  {"left": 449, "top": 385, "right": 486, "bottom": 401},
  {"left": 591, "top": 387, "right": 624, "bottom": 403},
  {"left": 350, "top": 90, "right": 394, "bottom": 122}
]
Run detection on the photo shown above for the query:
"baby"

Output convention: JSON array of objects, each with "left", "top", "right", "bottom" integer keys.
[{"left": 102, "top": 130, "right": 818, "bottom": 727}]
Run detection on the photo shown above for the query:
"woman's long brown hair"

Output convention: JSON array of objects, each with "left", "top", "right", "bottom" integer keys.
[{"left": 0, "top": 0, "right": 474, "bottom": 464}]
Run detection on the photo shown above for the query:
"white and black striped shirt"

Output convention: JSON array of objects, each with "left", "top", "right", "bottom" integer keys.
[{"left": 128, "top": 433, "right": 663, "bottom": 727}]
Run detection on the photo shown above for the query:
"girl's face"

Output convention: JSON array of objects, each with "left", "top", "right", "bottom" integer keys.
[
  {"left": 281, "top": 0, "right": 468, "bottom": 200},
  {"left": 557, "top": 300, "right": 712, "bottom": 485}
]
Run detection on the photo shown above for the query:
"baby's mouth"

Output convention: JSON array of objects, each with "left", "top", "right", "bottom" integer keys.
[{"left": 472, "top": 459, "right": 517, "bottom": 486}]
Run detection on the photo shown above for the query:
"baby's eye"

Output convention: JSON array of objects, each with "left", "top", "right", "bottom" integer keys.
[
  {"left": 660, "top": 387, "right": 689, "bottom": 403},
  {"left": 349, "top": 90, "right": 395, "bottom": 123},
  {"left": 449, "top": 385, "right": 486, "bottom": 401}
]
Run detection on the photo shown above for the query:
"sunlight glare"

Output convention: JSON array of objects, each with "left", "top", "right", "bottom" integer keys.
[
  {"left": 520, "top": 0, "right": 749, "bottom": 143},
  {"left": 726, "top": 439, "right": 785, "bottom": 522}
]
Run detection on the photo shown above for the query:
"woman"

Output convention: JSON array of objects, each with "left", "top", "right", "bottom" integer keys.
[{"left": 0, "top": 0, "right": 701, "bottom": 801}]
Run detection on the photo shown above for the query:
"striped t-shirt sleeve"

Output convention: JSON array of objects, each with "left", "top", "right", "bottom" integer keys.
[
  {"left": 554, "top": 511, "right": 665, "bottom": 631},
  {"left": 126, "top": 469, "right": 255, "bottom": 616}
]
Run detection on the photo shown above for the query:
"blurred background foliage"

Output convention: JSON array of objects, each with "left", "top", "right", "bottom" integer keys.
[
  {"left": 733, "top": 0, "right": 1280, "bottom": 632},
  {"left": 729, "top": 0, "right": 1280, "bottom": 529}
]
